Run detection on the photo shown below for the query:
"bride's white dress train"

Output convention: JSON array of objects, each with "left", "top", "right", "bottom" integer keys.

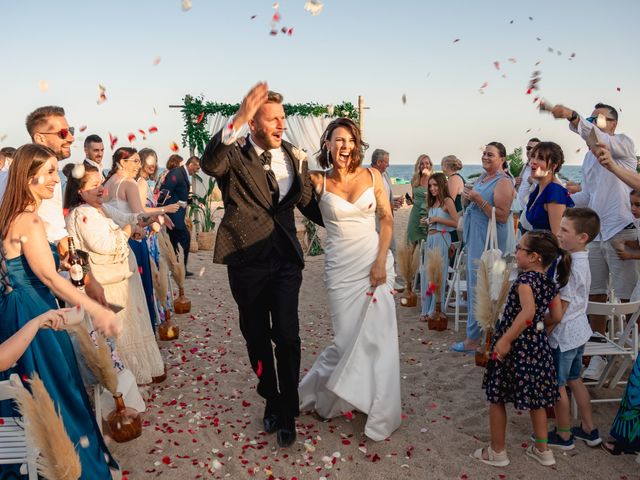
[{"left": 299, "top": 172, "right": 402, "bottom": 441}]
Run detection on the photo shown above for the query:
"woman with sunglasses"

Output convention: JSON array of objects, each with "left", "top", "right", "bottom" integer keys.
[
  {"left": 0, "top": 144, "right": 120, "bottom": 478},
  {"left": 103, "top": 148, "right": 179, "bottom": 333}
]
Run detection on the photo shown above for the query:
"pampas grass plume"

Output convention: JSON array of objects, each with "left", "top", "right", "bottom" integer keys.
[{"left": 14, "top": 373, "right": 82, "bottom": 480}]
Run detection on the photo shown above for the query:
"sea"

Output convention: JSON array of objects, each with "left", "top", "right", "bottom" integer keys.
[{"left": 387, "top": 164, "right": 583, "bottom": 185}]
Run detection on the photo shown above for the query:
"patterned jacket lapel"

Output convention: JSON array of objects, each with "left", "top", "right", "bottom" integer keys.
[{"left": 240, "top": 137, "right": 274, "bottom": 209}]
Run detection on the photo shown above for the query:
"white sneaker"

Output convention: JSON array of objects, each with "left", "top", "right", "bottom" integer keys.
[
  {"left": 582, "top": 355, "right": 607, "bottom": 381},
  {"left": 526, "top": 445, "right": 555, "bottom": 466}
]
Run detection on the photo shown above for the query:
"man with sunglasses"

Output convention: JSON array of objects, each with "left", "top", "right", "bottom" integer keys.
[
  {"left": 0, "top": 106, "right": 109, "bottom": 307},
  {"left": 515, "top": 137, "right": 540, "bottom": 211},
  {"left": 550, "top": 102, "right": 637, "bottom": 346}
]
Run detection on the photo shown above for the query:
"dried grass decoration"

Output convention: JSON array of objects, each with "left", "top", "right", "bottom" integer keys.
[
  {"left": 397, "top": 242, "right": 419, "bottom": 307},
  {"left": 13, "top": 373, "right": 82, "bottom": 480},
  {"left": 156, "top": 232, "right": 181, "bottom": 340},
  {"left": 474, "top": 257, "right": 512, "bottom": 367},
  {"left": 69, "top": 326, "right": 118, "bottom": 395},
  {"left": 426, "top": 248, "right": 448, "bottom": 331}
]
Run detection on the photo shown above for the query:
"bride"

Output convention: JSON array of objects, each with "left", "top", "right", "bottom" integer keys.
[{"left": 299, "top": 118, "right": 402, "bottom": 441}]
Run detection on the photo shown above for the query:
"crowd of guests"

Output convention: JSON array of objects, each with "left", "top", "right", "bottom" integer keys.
[
  {"left": 401, "top": 101, "right": 640, "bottom": 466},
  {"left": 0, "top": 96, "right": 639, "bottom": 476},
  {"left": 0, "top": 106, "right": 200, "bottom": 478}
]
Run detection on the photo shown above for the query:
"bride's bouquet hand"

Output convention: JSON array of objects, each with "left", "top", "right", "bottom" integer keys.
[{"left": 369, "top": 260, "right": 387, "bottom": 287}]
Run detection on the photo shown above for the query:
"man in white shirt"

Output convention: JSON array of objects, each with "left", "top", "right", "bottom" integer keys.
[
  {"left": 515, "top": 137, "right": 540, "bottom": 212},
  {"left": 551, "top": 102, "right": 638, "bottom": 333},
  {"left": 23, "top": 105, "right": 107, "bottom": 305},
  {"left": 83, "top": 134, "right": 105, "bottom": 177}
]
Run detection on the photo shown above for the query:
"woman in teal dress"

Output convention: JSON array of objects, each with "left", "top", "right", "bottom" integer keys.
[
  {"left": 603, "top": 354, "right": 640, "bottom": 454},
  {"left": 419, "top": 173, "right": 458, "bottom": 321},
  {"left": 406, "top": 154, "right": 432, "bottom": 245},
  {"left": 0, "top": 144, "right": 120, "bottom": 479}
]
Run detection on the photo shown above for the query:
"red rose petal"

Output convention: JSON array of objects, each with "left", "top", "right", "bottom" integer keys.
[
  {"left": 79, "top": 125, "right": 87, "bottom": 132},
  {"left": 109, "top": 133, "right": 118, "bottom": 149},
  {"left": 256, "top": 360, "right": 263, "bottom": 378},
  {"left": 127, "top": 133, "right": 136, "bottom": 142},
  {"left": 162, "top": 455, "right": 171, "bottom": 465},
  {"left": 149, "top": 126, "right": 158, "bottom": 133},
  {"left": 196, "top": 112, "right": 205, "bottom": 124},
  {"left": 170, "top": 142, "right": 179, "bottom": 152}
]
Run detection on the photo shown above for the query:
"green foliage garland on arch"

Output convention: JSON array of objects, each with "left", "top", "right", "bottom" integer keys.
[{"left": 180, "top": 94, "right": 360, "bottom": 155}]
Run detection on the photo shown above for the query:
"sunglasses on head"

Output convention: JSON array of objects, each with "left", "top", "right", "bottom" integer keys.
[{"left": 38, "top": 126, "right": 75, "bottom": 140}]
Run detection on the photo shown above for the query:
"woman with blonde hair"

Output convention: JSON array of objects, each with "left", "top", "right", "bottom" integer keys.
[{"left": 406, "top": 154, "right": 432, "bottom": 245}]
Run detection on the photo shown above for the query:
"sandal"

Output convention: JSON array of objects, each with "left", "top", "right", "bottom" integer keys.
[
  {"left": 451, "top": 341, "right": 477, "bottom": 354},
  {"left": 601, "top": 440, "right": 639, "bottom": 456},
  {"left": 419, "top": 315, "right": 429, "bottom": 322},
  {"left": 471, "top": 446, "right": 510, "bottom": 467}
]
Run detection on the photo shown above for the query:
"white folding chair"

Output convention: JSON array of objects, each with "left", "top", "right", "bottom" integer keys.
[
  {"left": 0, "top": 373, "right": 38, "bottom": 479},
  {"left": 571, "top": 301, "right": 640, "bottom": 418},
  {"left": 444, "top": 244, "right": 467, "bottom": 332}
]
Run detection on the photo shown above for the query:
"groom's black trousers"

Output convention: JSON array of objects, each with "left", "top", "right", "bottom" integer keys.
[{"left": 227, "top": 254, "right": 302, "bottom": 418}]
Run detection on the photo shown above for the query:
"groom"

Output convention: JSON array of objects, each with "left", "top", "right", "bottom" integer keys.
[{"left": 201, "top": 82, "right": 322, "bottom": 447}]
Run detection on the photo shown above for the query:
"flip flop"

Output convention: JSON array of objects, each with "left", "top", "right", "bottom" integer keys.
[{"left": 451, "top": 341, "right": 477, "bottom": 354}]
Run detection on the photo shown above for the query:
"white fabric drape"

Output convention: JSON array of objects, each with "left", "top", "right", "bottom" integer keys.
[{"left": 284, "top": 115, "right": 333, "bottom": 170}]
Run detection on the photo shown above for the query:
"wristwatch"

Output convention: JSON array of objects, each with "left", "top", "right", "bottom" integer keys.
[{"left": 569, "top": 110, "right": 578, "bottom": 122}]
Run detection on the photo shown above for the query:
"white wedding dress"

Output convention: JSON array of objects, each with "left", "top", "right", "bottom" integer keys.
[{"left": 299, "top": 170, "right": 402, "bottom": 441}]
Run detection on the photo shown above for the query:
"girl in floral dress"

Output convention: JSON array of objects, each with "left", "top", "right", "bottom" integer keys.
[{"left": 474, "top": 230, "right": 570, "bottom": 468}]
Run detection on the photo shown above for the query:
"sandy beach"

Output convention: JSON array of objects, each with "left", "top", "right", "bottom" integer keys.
[{"left": 110, "top": 205, "right": 639, "bottom": 479}]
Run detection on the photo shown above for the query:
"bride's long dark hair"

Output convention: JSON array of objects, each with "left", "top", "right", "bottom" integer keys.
[{"left": 316, "top": 117, "right": 368, "bottom": 173}]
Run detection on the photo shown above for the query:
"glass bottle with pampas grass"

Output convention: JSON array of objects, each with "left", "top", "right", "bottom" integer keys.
[
  {"left": 426, "top": 249, "right": 448, "bottom": 331},
  {"left": 396, "top": 242, "right": 420, "bottom": 307},
  {"left": 473, "top": 258, "right": 512, "bottom": 367},
  {"left": 69, "top": 325, "right": 142, "bottom": 442},
  {"left": 154, "top": 233, "right": 182, "bottom": 340}
]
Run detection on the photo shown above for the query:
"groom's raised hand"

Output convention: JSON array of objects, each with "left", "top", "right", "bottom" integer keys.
[{"left": 234, "top": 82, "right": 269, "bottom": 128}]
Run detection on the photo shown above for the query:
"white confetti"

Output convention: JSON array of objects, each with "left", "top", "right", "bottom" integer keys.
[
  {"left": 596, "top": 113, "right": 607, "bottom": 129},
  {"left": 198, "top": 267, "right": 206, "bottom": 277},
  {"left": 79, "top": 436, "right": 90, "bottom": 448},
  {"left": 181, "top": 0, "right": 192, "bottom": 11},
  {"left": 38, "top": 80, "right": 49, "bottom": 92},
  {"left": 304, "top": 0, "right": 324, "bottom": 16},
  {"left": 71, "top": 163, "right": 85, "bottom": 179}
]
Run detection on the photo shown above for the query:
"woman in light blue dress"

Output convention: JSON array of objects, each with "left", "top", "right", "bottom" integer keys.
[
  {"left": 452, "top": 142, "right": 515, "bottom": 353},
  {"left": 419, "top": 173, "right": 458, "bottom": 320}
]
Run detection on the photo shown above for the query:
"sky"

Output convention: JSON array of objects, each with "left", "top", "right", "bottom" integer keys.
[{"left": 2, "top": 0, "right": 639, "bottom": 169}]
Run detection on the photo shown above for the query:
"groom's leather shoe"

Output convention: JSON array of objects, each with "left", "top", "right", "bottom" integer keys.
[
  {"left": 263, "top": 400, "right": 278, "bottom": 434},
  {"left": 276, "top": 416, "right": 296, "bottom": 448}
]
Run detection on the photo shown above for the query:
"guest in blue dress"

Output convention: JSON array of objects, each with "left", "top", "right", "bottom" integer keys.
[
  {"left": 519, "top": 142, "right": 574, "bottom": 236},
  {"left": 419, "top": 173, "right": 458, "bottom": 320},
  {"left": 0, "top": 144, "right": 120, "bottom": 478},
  {"left": 453, "top": 142, "right": 515, "bottom": 353}
]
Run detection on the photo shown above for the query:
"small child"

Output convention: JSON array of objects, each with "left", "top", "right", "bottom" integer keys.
[
  {"left": 0, "top": 309, "right": 71, "bottom": 371},
  {"left": 546, "top": 208, "right": 602, "bottom": 449},
  {"left": 473, "top": 231, "right": 568, "bottom": 468},
  {"left": 418, "top": 173, "right": 458, "bottom": 321}
]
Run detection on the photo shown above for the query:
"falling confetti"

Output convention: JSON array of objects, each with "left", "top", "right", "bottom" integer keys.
[
  {"left": 181, "top": 0, "right": 191, "bottom": 12},
  {"left": 38, "top": 80, "right": 49, "bottom": 92},
  {"left": 138, "top": 129, "right": 147, "bottom": 139},
  {"left": 79, "top": 436, "right": 90, "bottom": 448},
  {"left": 304, "top": 0, "right": 324, "bottom": 16},
  {"left": 401, "top": 94, "right": 407, "bottom": 105},
  {"left": 153, "top": 56, "right": 161, "bottom": 66},
  {"left": 127, "top": 133, "right": 136, "bottom": 143},
  {"left": 478, "top": 81, "right": 488, "bottom": 94},
  {"left": 109, "top": 133, "right": 118, "bottom": 150},
  {"left": 493, "top": 61, "right": 500, "bottom": 70},
  {"left": 616, "top": 87, "right": 622, "bottom": 92},
  {"left": 97, "top": 84, "right": 107, "bottom": 104},
  {"left": 508, "top": 57, "right": 517, "bottom": 63},
  {"left": 250, "top": 14, "right": 257, "bottom": 19},
  {"left": 0, "top": 134, "right": 7, "bottom": 142},
  {"left": 452, "top": 38, "right": 460, "bottom": 43},
  {"left": 149, "top": 126, "right": 158, "bottom": 133},
  {"left": 71, "top": 163, "right": 85, "bottom": 179},
  {"left": 79, "top": 125, "right": 87, "bottom": 132},
  {"left": 170, "top": 142, "right": 179, "bottom": 152}
]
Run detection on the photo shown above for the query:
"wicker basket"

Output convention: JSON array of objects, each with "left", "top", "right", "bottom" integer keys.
[{"left": 197, "top": 231, "right": 215, "bottom": 251}]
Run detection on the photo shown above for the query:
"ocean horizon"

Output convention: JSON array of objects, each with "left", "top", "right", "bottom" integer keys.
[{"left": 387, "top": 164, "right": 583, "bottom": 185}]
